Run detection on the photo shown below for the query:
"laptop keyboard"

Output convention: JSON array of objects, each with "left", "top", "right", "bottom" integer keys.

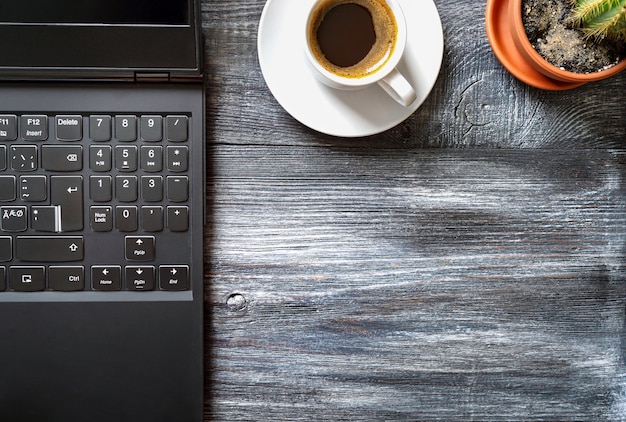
[{"left": 0, "top": 113, "right": 194, "bottom": 296}]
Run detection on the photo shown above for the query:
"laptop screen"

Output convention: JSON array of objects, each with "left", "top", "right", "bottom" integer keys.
[
  {"left": 0, "top": 0, "right": 188, "bottom": 25},
  {"left": 0, "top": 0, "right": 200, "bottom": 78}
]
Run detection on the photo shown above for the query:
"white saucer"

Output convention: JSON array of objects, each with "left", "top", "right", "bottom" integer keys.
[{"left": 257, "top": 0, "right": 444, "bottom": 137}]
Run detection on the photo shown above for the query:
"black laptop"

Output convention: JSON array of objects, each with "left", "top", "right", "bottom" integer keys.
[{"left": 0, "top": 1, "right": 204, "bottom": 421}]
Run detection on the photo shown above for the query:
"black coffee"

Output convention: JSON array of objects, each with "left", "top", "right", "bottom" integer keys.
[
  {"left": 316, "top": 4, "right": 375, "bottom": 68},
  {"left": 308, "top": 0, "right": 397, "bottom": 79}
]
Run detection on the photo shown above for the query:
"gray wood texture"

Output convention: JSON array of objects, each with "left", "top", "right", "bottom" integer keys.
[{"left": 201, "top": 0, "right": 626, "bottom": 420}]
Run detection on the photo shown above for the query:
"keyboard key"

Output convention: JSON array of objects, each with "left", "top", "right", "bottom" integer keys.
[
  {"left": 10, "top": 145, "right": 37, "bottom": 171},
  {"left": 0, "top": 266, "right": 5, "bottom": 291},
  {"left": 140, "top": 146, "right": 163, "bottom": 172},
  {"left": 0, "top": 115, "right": 17, "bottom": 141},
  {"left": 90, "top": 145, "right": 112, "bottom": 171},
  {"left": 16, "top": 236, "right": 83, "bottom": 262},
  {"left": 141, "top": 206, "right": 163, "bottom": 232},
  {"left": 0, "top": 237, "right": 11, "bottom": 261},
  {"left": 159, "top": 265, "right": 189, "bottom": 291},
  {"left": 167, "top": 206, "right": 188, "bottom": 232},
  {"left": 42, "top": 145, "right": 83, "bottom": 171},
  {"left": 116, "top": 206, "right": 138, "bottom": 232},
  {"left": 92, "top": 266, "right": 122, "bottom": 291},
  {"left": 125, "top": 236, "right": 155, "bottom": 261},
  {"left": 51, "top": 175, "right": 83, "bottom": 231},
  {"left": 55, "top": 115, "right": 82, "bottom": 141},
  {"left": 9, "top": 266, "right": 45, "bottom": 292},
  {"left": 90, "top": 176, "right": 112, "bottom": 202},
  {"left": 21, "top": 115, "right": 47, "bottom": 141},
  {"left": 140, "top": 115, "right": 162, "bottom": 141},
  {"left": 115, "top": 115, "right": 137, "bottom": 141},
  {"left": 31, "top": 206, "right": 60, "bottom": 232},
  {"left": 115, "top": 145, "right": 138, "bottom": 171},
  {"left": 1, "top": 206, "right": 27, "bottom": 232},
  {"left": 49, "top": 266, "right": 84, "bottom": 291},
  {"left": 126, "top": 266, "right": 156, "bottom": 291},
  {"left": 115, "top": 176, "right": 138, "bottom": 202},
  {"left": 90, "top": 206, "right": 113, "bottom": 232},
  {"left": 0, "top": 145, "right": 6, "bottom": 170},
  {"left": 141, "top": 176, "right": 163, "bottom": 202},
  {"left": 0, "top": 176, "right": 16, "bottom": 201},
  {"left": 167, "top": 176, "right": 188, "bottom": 202},
  {"left": 89, "top": 115, "right": 111, "bottom": 141},
  {"left": 165, "top": 115, "right": 188, "bottom": 141},
  {"left": 20, "top": 175, "right": 47, "bottom": 202},
  {"left": 166, "top": 146, "right": 188, "bottom": 172}
]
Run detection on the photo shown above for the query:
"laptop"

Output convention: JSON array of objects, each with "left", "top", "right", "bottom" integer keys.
[{"left": 0, "top": 1, "right": 204, "bottom": 421}]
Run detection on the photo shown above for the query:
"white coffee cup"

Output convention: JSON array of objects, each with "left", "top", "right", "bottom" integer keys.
[{"left": 305, "top": 0, "right": 416, "bottom": 107}]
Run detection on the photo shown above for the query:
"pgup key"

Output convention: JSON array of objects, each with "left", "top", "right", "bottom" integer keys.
[{"left": 51, "top": 176, "right": 83, "bottom": 231}]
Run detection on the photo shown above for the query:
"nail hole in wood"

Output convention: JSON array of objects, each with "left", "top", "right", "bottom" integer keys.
[{"left": 226, "top": 293, "right": 248, "bottom": 312}]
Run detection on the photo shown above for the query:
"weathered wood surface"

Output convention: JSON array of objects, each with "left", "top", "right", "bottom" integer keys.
[{"left": 201, "top": 0, "right": 626, "bottom": 420}]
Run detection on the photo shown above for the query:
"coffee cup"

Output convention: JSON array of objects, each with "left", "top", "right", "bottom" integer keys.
[{"left": 305, "top": 0, "right": 416, "bottom": 107}]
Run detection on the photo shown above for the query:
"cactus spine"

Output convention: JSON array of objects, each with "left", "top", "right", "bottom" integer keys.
[{"left": 573, "top": 0, "right": 626, "bottom": 41}]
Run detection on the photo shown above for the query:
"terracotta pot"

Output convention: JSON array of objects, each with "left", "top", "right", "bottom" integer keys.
[{"left": 486, "top": 0, "right": 626, "bottom": 90}]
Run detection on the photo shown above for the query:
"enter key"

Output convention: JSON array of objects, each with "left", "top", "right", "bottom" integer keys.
[{"left": 51, "top": 176, "right": 83, "bottom": 231}]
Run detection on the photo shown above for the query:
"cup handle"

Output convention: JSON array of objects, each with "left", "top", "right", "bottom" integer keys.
[{"left": 378, "top": 68, "right": 417, "bottom": 107}]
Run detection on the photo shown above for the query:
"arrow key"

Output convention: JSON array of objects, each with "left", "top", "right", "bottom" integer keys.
[
  {"left": 159, "top": 265, "right": 189, "bottom": 291},
  {"left": 125, "top": 236, "right": 155, "bottom": 261},
  {"left": 92, "top": 265, "right": 122, "bottom": 291},
  {"left": 126, "top": 266, "right": 155, "bottom": 291}
]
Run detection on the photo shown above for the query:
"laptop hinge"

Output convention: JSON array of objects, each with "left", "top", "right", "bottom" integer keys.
[{"left": 134, "top": 72, "right": 171, "bottom": 83}]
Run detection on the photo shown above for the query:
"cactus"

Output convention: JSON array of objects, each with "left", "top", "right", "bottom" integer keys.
[{"left": 572, "top": 0, "right": 626, "bottom": 41}]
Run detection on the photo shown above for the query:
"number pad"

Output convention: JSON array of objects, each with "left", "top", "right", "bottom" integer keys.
[
  {"left": 140, "top": 116, "right": 163, "bottom": 141},
  {"left": 115, "top": 145, "right": 138, "bottom": 171},
  {"left": 165, "top": 116, "right": 188, "bottom": 142},
  {"left": 90, "top": 145, "right": 112, "bottom": 171},
  {"left": 166, "top": 146, "right": 188, "bottom": 172},
  {"left": 89, "top": 115, "right": 112, "bottom": 141},
  {"left": 116, "top": 206, "right": 138, "bottom": 232},
  {"left": 90, "top": 176, "right": 112, "bottom": 202},
  {"left": 115, "top": 115, "right": 137, "bottom": 141},
  {"left": 141, "top": 176, "right": 163, "bottom": 202},
  {"left": 116, "top": 176, "right": 138, "bottom": 202},
  {"left": 140, "top": 146, "right": 163, "bottom": 172}
]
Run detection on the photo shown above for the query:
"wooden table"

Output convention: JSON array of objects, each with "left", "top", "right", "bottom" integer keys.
[{"left": 201, "top": 0, "right": 626, "bottom": 420}]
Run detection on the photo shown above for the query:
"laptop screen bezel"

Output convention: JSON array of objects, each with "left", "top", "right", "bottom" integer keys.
[{"left": 0, "top": 0, "right": 200, "bottom": 79}]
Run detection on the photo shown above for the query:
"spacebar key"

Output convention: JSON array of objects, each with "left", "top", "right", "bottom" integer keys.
[{"left": 16, "top": 236, "right": 84, "bottom": 262}]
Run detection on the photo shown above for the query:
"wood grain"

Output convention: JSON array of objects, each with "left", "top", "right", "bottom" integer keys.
[
  {"left": 201, "top": 0, "right": 626, "bottom": 420},
  {"left": 205, "top": 147, "right": 626, "bottom": 420}
]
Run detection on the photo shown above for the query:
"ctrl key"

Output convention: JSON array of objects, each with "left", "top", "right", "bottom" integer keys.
[{"left": 9, "top": 266, "right": 46, "bottom": 292}]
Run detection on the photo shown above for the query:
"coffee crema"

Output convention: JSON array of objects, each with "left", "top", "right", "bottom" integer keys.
[{"left": 308, "top": 0, "right": 397, "bottom": 79}]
